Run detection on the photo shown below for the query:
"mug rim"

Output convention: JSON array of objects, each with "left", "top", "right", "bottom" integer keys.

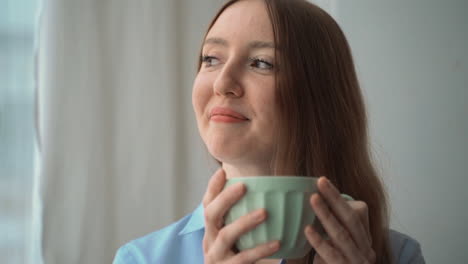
[{"left": 226, "top": 176, "right": 318, "bottom": 181}]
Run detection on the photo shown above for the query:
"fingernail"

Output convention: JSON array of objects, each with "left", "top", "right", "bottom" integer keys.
[
  {"left": 252, "top": 209, "right": 266, "bottom": 222},
  {"left": 268, "top": 240, "right": 280, "bottom": 249},
  {"left": 310, "top": 193, "right": 321, "bottom": 205},
  {"left": 322, "top": 177, "right": 329, "bottom": 185},
  {"left": 320, "top": 177, "right": 331, "bottom": 189},
  {"left": 234, "top": 182, "right": 246, "bottom": 192}
]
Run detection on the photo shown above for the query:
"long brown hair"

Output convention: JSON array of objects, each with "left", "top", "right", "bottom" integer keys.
[{"left": 197, "top": 0, "right": 392, "bottom": 263}]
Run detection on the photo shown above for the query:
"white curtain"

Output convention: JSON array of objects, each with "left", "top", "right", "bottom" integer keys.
[{"left": 36, "top": 0, "right": 223, "bottom": 263}]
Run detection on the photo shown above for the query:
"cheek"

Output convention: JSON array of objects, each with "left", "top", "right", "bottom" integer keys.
[
  {"left": 192, "top": 74, "right": 212, "bottom": 118},
  {"left": 253, "top": 81, "right": 277, "bottom": 122}
]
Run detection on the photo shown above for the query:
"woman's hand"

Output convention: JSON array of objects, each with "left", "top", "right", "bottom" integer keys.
[
  {"left": 202, "top": 169, "right": 281, "bottom": 264},
  {"left": 305, "top": 177, "right": 376, "bottom": 264}
]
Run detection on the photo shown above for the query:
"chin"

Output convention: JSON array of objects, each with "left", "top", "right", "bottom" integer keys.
[
  {"left": 206, "top": 143, "right": 237, "bottom": 163},
  {"left": 205, "top": 138, "right": 245, "bottom": 164}
]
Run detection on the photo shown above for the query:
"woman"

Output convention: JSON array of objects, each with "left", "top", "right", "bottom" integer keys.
[{"left": 114, "top": 0, "right": 425, "bottom": 263}]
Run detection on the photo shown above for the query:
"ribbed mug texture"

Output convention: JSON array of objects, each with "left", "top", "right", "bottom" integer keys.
[{"left": 224, "top": 176, "right": 317, "bottom": 259}]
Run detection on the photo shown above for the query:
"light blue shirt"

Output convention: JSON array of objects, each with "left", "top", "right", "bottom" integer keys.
[{"left": 113, "top": 204, "right": 425, "bottom": 264}]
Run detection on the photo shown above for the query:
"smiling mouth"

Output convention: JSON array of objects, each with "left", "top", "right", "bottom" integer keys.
[
  {"left": 209, "top": 106, "right": 249, "bottom": 123},
  {"left": 210, "top": 114, "right": 248, "bottom": 123}
]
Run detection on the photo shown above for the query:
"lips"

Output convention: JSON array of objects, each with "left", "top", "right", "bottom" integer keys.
[{"left": 210, "top": 106, "right": 249, "bottom": 121}]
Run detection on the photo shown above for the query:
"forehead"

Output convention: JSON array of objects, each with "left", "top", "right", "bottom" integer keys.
[{"left": 206, "top": 0, "right": 274, "bottom": 44}]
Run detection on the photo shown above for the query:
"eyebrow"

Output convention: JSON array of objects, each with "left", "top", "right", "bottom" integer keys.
[{"left": 203, "top": 37, "right": 275, "bottom": 49}]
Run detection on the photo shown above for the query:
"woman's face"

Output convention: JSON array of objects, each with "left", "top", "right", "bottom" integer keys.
[{"left": 192, "top": 0, "right": 278, "bottom": 167}]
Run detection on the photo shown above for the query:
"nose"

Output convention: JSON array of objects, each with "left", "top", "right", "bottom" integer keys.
[{"left": 213, "top": 61, "right": 244, "bottom": 98}]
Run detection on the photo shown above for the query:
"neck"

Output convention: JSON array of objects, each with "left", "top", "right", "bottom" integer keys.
[{"left": 222, "top": 161, "right": 272, "bottom": 179}]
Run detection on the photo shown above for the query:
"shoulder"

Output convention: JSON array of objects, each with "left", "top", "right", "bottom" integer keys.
[
  {"left": 113, "top": 205, "right": 205, "bottom": 264},
  {"left": 389, "top": 229, "right": 425, "bottom": 264}
]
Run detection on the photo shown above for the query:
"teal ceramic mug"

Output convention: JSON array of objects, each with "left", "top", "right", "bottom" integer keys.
[{"left": 223, "top": 176, "right": 353, "bottom": 259}]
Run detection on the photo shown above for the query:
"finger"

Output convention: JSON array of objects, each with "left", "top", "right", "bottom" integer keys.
[
  {"left": 348, "top": 200, "right": 372, "bottom": 245},
  {"left": 313, "top": 254, "right": 326, "bottom": 264},
  {"left": 317, "top": 177, "right": 372, "bottom": 249},
  {"left": 310, "top": 193, "right": 364, "bottom": 263},
  {"left": 205, "top": 182, "right": 246, "bottom": 228},
  {"left": 202, "top": 168, "right": 226, "bottom": 250},
  {"left": 305, "top": 225, "right": 346, "bottom": 264},
  {"left": 202, "top": 168, "right": 226, "bottom": 208},
  {"left": 204, "top": 182, "right": 246, "bottom": 248},
  {"left": 229, "top": 240, "right": 280, "bottom": 264},
  {"left": 210, "top": 208, "right": 267, "bottom": 258}
]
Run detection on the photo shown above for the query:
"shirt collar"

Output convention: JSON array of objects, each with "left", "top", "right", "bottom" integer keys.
[{"left": 178, "top": 203, "right": 205, "bottom": 236}]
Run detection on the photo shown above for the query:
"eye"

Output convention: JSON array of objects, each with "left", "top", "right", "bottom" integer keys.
[
  {"left": 201, "top": 55, "right": 221, "bottom": 67},
  {"left": 249, "top": 57, "right": 274, "bottom": 70}
]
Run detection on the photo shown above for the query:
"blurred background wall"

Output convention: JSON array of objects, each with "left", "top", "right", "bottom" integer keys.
[
  {"left": 0, "top": 0, "right": 466, "bottom": 263},
  {"left": 0, "top": 0, "right": 39, "bottom": 263},
  {"left": 336, "top": 1, "right": 468, "bottom": 262}
]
